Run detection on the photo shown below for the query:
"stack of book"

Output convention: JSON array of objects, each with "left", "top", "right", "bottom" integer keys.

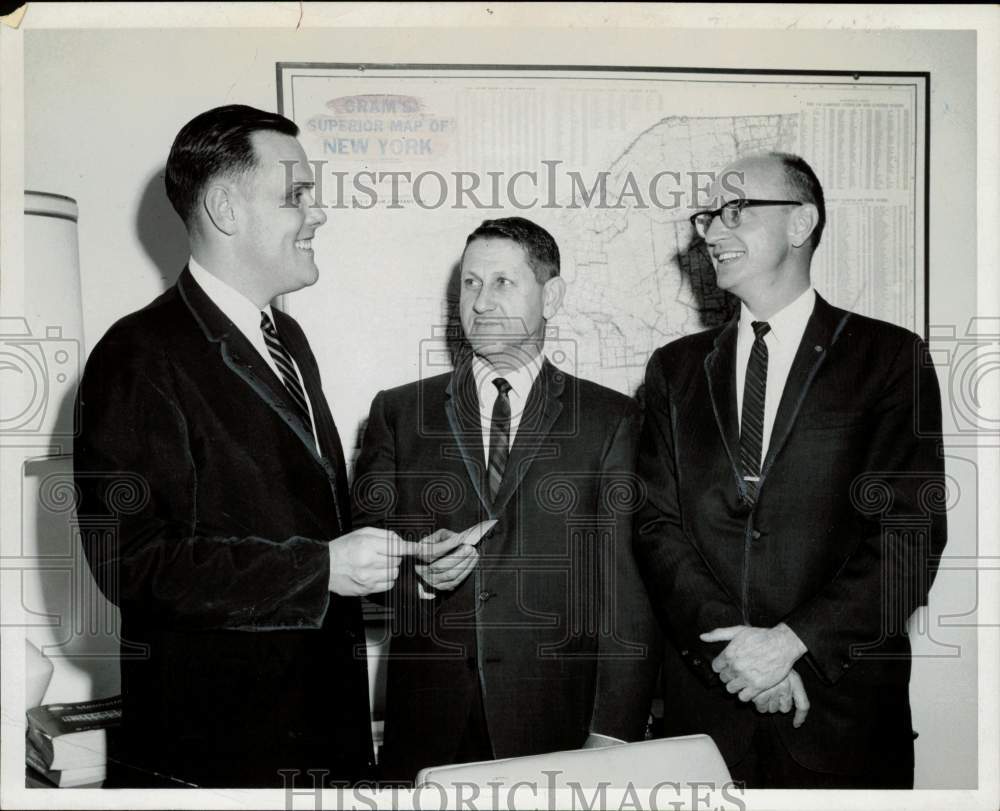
[{"left": 25, "top": 695, "right": 121, "bottom": 788}]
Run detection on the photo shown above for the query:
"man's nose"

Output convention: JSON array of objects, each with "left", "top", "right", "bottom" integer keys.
[
  {"left": 306, "top": 201, "right": 328, "bottom": 228},
  {"left": 703, "top": 212, "right": 727, "bottom": 244},
  {"left": 473, "top": 287, "right": 495, "bottom": 313}
]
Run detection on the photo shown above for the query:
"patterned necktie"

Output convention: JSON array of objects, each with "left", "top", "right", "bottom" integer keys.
[
  {"left": 260, "top": 311, "right": 313, "bottom": 434},
  {"left": 739, "top": 320, "right": 771, "bottom": 504},
  {"left": 487, "top": 378, "right": 512, "bottom": 504}
]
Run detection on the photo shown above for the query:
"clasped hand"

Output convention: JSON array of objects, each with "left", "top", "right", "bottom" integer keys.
[
  {"left": 751, "top": 668, "right": 810, "bottom": 728},
  {"left": 700, "top": 623, "right": 809, "bottom": 725}
]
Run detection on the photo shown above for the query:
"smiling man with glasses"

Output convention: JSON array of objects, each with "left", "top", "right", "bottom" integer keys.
[{"left": 634, "top": 151, "right": 946, "bottom": 788}]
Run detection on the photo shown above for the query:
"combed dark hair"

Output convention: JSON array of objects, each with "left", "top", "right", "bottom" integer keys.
[
  {"left": 463, "top": 217, "right": 560, "bottom": 283},
  {"left": 768, "top": 151, "right": 826, "bottom": 249},
  {"left": 165, "top": 104, "right": 298, "bottom": 229}
]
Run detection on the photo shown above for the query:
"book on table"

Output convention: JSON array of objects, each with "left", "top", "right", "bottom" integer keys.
[
  {"left": 26, "top": 735, "right": 106, "bottom": 788},
  {"left": 25, "top": 695, "right": 120, "bottom": 772}
]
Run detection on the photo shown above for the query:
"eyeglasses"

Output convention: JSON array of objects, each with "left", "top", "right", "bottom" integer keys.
[{"left": 689, "top": 199, "right": 803, "bottom": 239}]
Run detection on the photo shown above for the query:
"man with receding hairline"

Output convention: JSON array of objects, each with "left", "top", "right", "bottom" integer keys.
[
  {"left": 635, "top": 151, "right": 946, "bottom": 787},
  {"left": 74, "top": 104, "right": 417, "bottom": 787},
  {"left": 353, "top": 216, "right": 659, "bottom": 782}
]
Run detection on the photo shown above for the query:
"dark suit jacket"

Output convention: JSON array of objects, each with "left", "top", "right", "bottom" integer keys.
[
  {"left": 73, "top": 268, "right": 373, "bottom": 787},
  {"left": 635, "top": 293, "right": 946, "bottom": 778},
  {"left": 353, "top": 359, "right": 660, "bottom": 781}
]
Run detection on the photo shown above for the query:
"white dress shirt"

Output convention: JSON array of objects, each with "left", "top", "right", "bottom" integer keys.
[
  {"left": 188, "top": 258, "right": 320, "bottom": 452},
  {"left": 472, "top": 353, "right": 544, "bottom": 462},
  {"left": 735, "top": 287, "right": 817, "bottom": 463}
]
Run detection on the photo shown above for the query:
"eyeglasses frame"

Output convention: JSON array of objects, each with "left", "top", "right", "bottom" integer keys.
[{"left": 689, "top": 199, "right": 804, "bottom": 238}]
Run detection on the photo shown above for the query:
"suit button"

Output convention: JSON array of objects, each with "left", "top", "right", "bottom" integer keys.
[
  {"left": 679, "top": 649, "right": 690, "bottom": 657},
  {"left": 751, "top": 530, "right": 762, "bottom": 540},
  {"left": 479, "top": 591, "right": 493, "bottom": 603},
  {"left": 691, "top": 657, "right": 703, "bottom": 667},
  {"left": 842, "top": 662, "right": 851, "bottom": 670}
]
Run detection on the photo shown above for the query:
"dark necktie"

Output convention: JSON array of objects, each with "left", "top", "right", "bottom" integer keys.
[
  {"left": 260, "top": 311, "right": 313, "bottom": 434},
  {"left": 487, "top": 378, "right": 512, "bottom": 504},
  {"left": 739, "top": 320, "right": 771, "bottom": 504}
]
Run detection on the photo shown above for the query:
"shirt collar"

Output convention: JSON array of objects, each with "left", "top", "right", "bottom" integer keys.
[
  {"left": 739, "top": 287, "right": 816, "bottom": 345},
  {"left": 188, "top": 256, "right": 275, "bottom": 336},
  {"left": 472, "top": 351, "right": 544, "bottom": 401}
]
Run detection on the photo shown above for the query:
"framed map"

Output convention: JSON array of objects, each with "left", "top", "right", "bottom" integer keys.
[{"left": 277, "top": 64, "right": 928, "bottom": 447}]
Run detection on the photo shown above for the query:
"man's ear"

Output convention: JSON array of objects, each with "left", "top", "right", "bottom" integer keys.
[
  {"left": 542, "top": 276, "right": 566, "bottom": 320},
  {"left": 203, "top": 184, "right": 238, "bottom": 236},
  {"left": 789, "top": 203, "right": 819, "bottom": 249}
]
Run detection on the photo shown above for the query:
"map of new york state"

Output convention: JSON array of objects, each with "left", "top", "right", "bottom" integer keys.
[{"left": 549, "top": 114, "right": 799, "bottom": 397}]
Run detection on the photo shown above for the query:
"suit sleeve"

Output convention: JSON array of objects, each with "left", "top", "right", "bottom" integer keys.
[
  {"left": 633, "top": 349, "right": 745, "bottom": 684},
  {"left": 782, "top": 334, "right": 947, "bottom": 684},
  {"left": 589, "top": 400, "right": 663, "bottom": 741},
  {"left": 73, "top": 333, "right": 331, "bottom": 631}
]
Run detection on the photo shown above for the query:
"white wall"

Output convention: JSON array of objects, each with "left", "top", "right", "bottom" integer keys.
[{"left": 20, "top": 21, "right": 983, "bottom": 790}]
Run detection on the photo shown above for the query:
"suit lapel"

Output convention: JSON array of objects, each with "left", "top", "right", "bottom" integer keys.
[
  {"left": 444, "top": 361, "right": 492, "bottom": 513},
  {"left": 703, "top": 317, "right": 743, "bottom": 488},
  {"left": 177, "top": 268, "right": 327, "bottom": 468},
  {"left": 490, "top": 360, "right": 564, "bottom": 516},
  {"left": 760, "top": 293, "right": 850, "bottom": 483}
]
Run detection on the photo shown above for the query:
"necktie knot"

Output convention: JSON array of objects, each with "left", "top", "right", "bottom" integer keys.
[
  {"left": 493, "top": 378, "right": 512, "bottom": 397},
  {"left": 751, "top": 320, "right": 771, "bottom": 340}
]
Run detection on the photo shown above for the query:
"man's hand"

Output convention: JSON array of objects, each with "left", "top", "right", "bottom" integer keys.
[
  {"left": 752, "top": 668, "right": 810, "bottom": 728},
  {"left": 414, "top": 528, "right": 479, "bottom": 595},
  {"left": 328, "top": 528, "right": 418, "bottom": 596},
  {"left": 700, "top": 623, "right": 807, "bottom": 701}
]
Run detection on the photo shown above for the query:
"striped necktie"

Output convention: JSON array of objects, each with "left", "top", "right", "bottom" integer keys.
[
  {"left": 488, "top": 378, "right": 512, "bottom": 505},
  {"left": 260, "top": 311, "right": 313, "bottom": 433},
  {"left": 739, "top": 320, "right": 771, "bottom": 504}
]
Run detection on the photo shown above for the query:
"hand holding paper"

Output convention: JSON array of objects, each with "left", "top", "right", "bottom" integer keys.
[
  {"left": 415, "top": 520, "right": 497, "bottom": 561},
  {"left": 415, "top": 520, "right": 496, "bottom": 599}
]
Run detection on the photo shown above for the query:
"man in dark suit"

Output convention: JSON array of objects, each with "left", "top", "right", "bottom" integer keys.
[
  {"left": 635, "top": 152, "right": 946, "bottom": 788},
  {"left": 73, "top": 105, "right": 416, "bottom": 788},
  {"left": 353, "top": 217, "right": 659, "bottom": 783}
]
